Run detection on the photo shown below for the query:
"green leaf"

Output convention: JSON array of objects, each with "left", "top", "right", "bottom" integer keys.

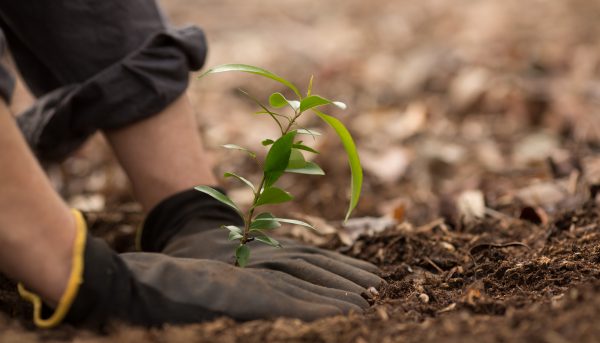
[
  {"left": 313, "top": 110, "right": 363, "bottom": 221},
  {"left": 251, "top": 217, "right": 318, "bottom": 231},
  {"left": 287, "top": 149, "right": 306, "bottom": 169},
  {"left": 269, "top": 92, "right": 288, "bottom": 108},
  {"left": 263, "top": 131, "right": 296, "bottom": 187},
  {"left": 255, "top": 187, "right": 293, "bottom": 206},
  {"left": 229, "top": 231, "right": 243, "bottom": 241},
  {"left": 255, "top": 212, "right": 276, "bottom": 219},
  {"left": 264, "top": 132, "right": 296, "bottom": 171},
  {"left": 300, "top": 95, "right": 347, "bottom": 112},
  {"left": 307, "top": 75, "right": 314, "bottom": 97},
  {"left": 223, "top": 225, "right": 243, "bottom": 235},
  {"left": 286, "top": 161, "right": 325, "bottom": 175},
  {"left": 223, "top": 225, "right": 243, "bottom": 241},
  {"left": 264, "top": 173, "right": 283, "bottom": 189},
  {"left": 250, "top": 212, "right": 281, "bottom": 230},
  {"left": 262, "top": 139, "right": 274, "bottom": 146},
  {"left": 250, "top": 219, "right": 281, "bottom": 230},
  {"left": 224, "top": 172, "right": 255, "bottom": 192},
  {"left": 295, "top": 128, "right": 322, "bottom": 136},
  {"left": 273, "top": 218, "right": 318, "bottom": 231},
  {"left": 255, "top": 234, "right": 282, "bottom": 248},
  {"left": 199, "top": 64, "right": 302, "bottom": 98},
  {"left": 269, "top": 92, "right": 299, "bottom": 111},
  {"left": 222, "top": 144, "right": 256, "bottom": 158},
  {"left": 195, "top": 186, "right": 243, "bottom": 217},
  {"left": 235, "top": 245, "right": 251, "bottom": 267},
  {"left": 292, "top": 143, "right": 319, "bottom": 154}
]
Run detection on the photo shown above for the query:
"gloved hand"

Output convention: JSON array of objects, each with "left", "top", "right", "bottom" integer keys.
[
  {"left": 18, "top": 210, "right": 367, "bottom": 329},
  {"left": 139, "top": 189, "right": 384, "bottom": 297}
]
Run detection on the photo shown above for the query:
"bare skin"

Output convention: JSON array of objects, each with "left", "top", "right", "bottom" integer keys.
[
  {"left": 0, "top": 100, "right": 75, "bottom": 305},
  {"left": 104, "top": 94, "right": 218, "bottom": 212},
  {"left": 0, "top": 91, "right": 218, "bottom": 306}
]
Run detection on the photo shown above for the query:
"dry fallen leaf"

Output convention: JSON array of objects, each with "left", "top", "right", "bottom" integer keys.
[
  {"left": 450, "top": 67, "right": 490, "bottom": 110},
  {"left": 340, "top": 217, "right": 397, "bottom": 246},
  {"left": 360, "top": 146, "right": 412, "bottom": 183},
  {"left": 582, "top": 156, "right": 600, "bottom": 186},
  {"left": 516, "top": 181, "right": 568, "bottom": 209},
  {"left": 457, "top": 190, "right": 486, "bottom": 223},
  {"left": 512, "top": 132, "right": 560, "bottom": 166}
]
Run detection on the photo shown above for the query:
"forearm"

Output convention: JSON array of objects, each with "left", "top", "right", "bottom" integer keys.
[
  {"left": 104, "top": 94, "right": 218, "bottom": 212},
  {"left": 0, "top": 102, "right": 75, "bottom": 305}
]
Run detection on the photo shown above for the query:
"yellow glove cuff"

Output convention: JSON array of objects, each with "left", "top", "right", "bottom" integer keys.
[{"left": 18, "top": 209, "right": 87, "bottom": 329}]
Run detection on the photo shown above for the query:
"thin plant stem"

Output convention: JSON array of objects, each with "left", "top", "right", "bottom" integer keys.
[
  {"left": 239, "top": 89, "right": 287, "bottom": 134},
  {"left": 242, "top": 177, "right": 266, "bottom": 244},
  {"left": 283, "top": 110, "right": 302, "bottom": 134},
  {"left": 240, "top": 109, "right": 303, "bottom": 245}
]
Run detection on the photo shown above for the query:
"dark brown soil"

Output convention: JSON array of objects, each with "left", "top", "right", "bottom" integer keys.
[
  {"left": 3, "top": 0, "right": 600, "bottom": 341},
  {"left": 3, "top": 200, "right": 600, "bottom": 342}
]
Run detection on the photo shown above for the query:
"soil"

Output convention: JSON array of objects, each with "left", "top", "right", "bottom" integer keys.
[{"left": 3, "top": 0, "right": 600, "bottom": 342}]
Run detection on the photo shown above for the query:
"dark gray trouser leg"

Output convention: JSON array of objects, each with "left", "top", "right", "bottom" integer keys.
[
  {"left": 0, "top": 1, "right": 207, "bottom": 161},
  {"left": 0, "top": 30, "right": 14, "bottom": 104}
]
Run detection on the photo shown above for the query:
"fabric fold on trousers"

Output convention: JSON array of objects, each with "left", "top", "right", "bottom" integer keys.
[
  {"left": 0, "top": 30, "right": 14, "bottom": 103},
  {"left": 16, "top": 26, "right": 207, "bottom": 162}
]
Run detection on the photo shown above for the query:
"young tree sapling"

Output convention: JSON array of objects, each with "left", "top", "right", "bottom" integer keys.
[{"left": 195, "top": 64, "right": 363, "bottom": 267}]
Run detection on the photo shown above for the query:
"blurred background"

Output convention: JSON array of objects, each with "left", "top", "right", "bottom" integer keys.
[{"left": 44, "top": 0, "right": 600, "bottom": 231}]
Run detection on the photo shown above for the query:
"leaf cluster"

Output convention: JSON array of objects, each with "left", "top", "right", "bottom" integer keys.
[{"left": 195, "top": 64, "right": 363, "bottom": 267}]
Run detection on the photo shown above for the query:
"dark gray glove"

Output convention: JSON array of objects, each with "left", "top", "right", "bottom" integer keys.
[
  {"left": 118, "top": 253, "right": 368, "bottom": 322},
  {"left": 19, "top": 211, "right": 367, "bottom": 329},
  {"left": 140, "top": 189, "right": 384, "bottom": 298}
]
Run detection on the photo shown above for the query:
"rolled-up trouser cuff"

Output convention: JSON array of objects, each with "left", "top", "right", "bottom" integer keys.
[
  {"left": 17, "top": 26, "right": 207, "bottom": 162},
  {"left": 0, "top": 31, "right": 14, "bottom": 103},
  {"left": 0, "top": 62, "right": 14, "bottom": 104}
]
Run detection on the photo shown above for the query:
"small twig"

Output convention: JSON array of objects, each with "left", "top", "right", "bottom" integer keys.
[
  {"left": 444, "top": 266, "right": 460, "bottom": 282},
  {"left": 437, "top": 303, "right": 457, "bottom": 314},
  {"left": 424, "top": 257, "right": 444, "bottom": 274},
  {"left": 415, "top": 218, "right": 446, "bottom": 234},
  {"left": 469, "top": 241, "right": 531, "bottom": 256},
  {"left": 484, "top": 207, "right": 514, "bottom": 221},
  {"left": 383, "top": 235, "right": 404, "bottom": 250},
  {"left": 467, "top": 241, "right": 532, "bottom": 272},
  {"left": 567, "top": 170, "right": 580, "bottom": 195}
]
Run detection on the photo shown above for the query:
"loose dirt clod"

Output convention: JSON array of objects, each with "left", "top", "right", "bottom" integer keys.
[{"left": 367, "top": 287, "right": 380, "bottom": 300}]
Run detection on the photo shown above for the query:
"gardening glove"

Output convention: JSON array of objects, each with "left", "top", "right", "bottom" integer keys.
[
  {"left": 139, "top": 189, "right": 384, "bottom": 298},
  {"left": 17, "top": 210, "right": 369, "bottom": 329}
]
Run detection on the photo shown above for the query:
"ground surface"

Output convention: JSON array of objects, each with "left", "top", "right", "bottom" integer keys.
[{"left": 3, "top": 0, "right": 600, "bottom": 341}]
